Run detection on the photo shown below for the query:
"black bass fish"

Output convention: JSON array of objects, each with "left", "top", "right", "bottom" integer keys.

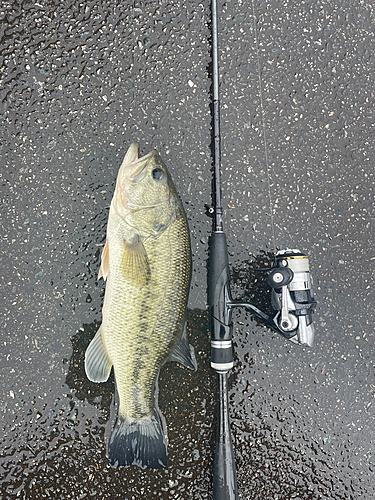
[{"left": 85, "top": 142, "right": 196, "bottom": 468}]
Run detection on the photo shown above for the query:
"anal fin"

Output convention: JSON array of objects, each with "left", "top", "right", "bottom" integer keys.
[
  {"left": 168, "top": 322, "right": 197, "bottom": 371},
  {"left": 85, "top": 325, "right": 113, "bottom": 383}
]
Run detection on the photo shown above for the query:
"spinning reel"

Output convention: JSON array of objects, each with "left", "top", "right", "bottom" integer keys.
[
  {"left": 266, "top": 249, "right": 316, "bottom": 346},
  {"left": 208, "top": 235, "right": 317, "bottom": 372}
]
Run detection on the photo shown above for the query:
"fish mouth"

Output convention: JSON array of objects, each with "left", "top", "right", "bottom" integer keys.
[
  {"left": 128, "top": 154, "right": 155, "bottom": 182},
  {"left": 124, "top": 145, "right": 157, "bottom": 182}
]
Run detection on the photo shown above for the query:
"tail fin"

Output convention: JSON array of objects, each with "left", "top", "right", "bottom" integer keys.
[{"left": 108, "top": 408, "right": 167, "bottom": 469}]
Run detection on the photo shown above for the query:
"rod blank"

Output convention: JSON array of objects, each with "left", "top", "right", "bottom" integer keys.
[{"left": 212, "top": 0, "right": 223, "bottom": 233}]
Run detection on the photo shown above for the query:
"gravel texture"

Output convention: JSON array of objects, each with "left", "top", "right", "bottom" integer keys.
[{"left": 1, "top": 0, "right": 374, "bottom": 499}]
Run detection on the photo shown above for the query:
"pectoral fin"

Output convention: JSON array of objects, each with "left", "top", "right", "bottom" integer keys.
[
  {"left": 85, "top": 326, "right": 113, "bottom": 383},
  {"left": 98, "top": 240, "right": 109, "bottom": 281},
  {"left": 120, "top": 235, "right": 151, "bottom": 285},
  {"left": 168, "top": 323, "right": 197, "bottom": 371}
]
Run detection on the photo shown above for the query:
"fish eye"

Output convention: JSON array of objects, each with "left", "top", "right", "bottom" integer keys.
[{"left": 152, "top": 167, "right": 164, "bottom": 181}]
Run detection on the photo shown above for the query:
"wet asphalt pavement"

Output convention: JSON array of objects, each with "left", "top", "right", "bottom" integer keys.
[{"left": 1, "top": 0, "right": 375, "bottom": 499}]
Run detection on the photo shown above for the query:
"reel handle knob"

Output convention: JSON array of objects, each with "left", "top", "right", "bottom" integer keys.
[{"left": 267, "top": 267, "right": 293, "bottom": 288}]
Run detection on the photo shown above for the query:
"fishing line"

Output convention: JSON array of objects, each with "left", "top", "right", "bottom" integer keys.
[{"left": 251, "top": 0, "right": 277, "bottom": 254}]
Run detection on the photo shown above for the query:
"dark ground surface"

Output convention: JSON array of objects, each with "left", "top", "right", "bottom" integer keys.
[{"left": 1, "top": 0, "right": 375, "bottom": 499}]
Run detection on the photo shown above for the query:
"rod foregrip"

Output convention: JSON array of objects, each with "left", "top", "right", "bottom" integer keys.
[{"left": 208, "top": 232, "right": 234, "bottom": 372}]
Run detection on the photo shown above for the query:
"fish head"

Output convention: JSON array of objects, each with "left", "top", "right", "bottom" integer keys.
[{"left": 113, "top": 143, "right": 179, "bottom": 234}]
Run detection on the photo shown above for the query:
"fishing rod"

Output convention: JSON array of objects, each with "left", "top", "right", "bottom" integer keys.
[
  {"left": 208, "top": 0, "right": 237, "bottom": 497},
  {"left": 208, "top": 1, "right": 317, "bottom": 499}
]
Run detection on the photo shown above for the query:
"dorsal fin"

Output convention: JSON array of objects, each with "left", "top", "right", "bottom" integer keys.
[
  {"left": 85, "top": 325, "right": 113, "bottom": 383},
  {"left": 98, "top": 240, "right": 109, "bottom": 281}
]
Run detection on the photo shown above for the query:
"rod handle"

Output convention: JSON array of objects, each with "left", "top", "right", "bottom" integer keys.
[
  {"left": 208, "top": 232, "right": 234, "bottom": 371},
  {"left": 213, "top": 372, "right": 238, "bottom": 500}
]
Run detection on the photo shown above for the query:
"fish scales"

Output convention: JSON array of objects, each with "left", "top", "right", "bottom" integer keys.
[
  {"left": 103, "top": 212, "right": 191, "bottom": 419},
  {"left": 85, "top": 142, "right": 196, "bottom": 469}
]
